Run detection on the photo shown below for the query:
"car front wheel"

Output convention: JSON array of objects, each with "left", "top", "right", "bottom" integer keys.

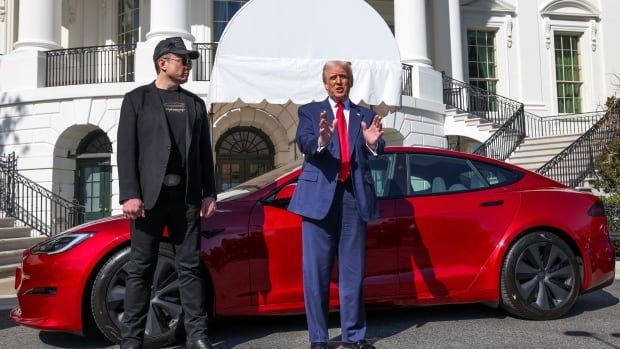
[
  {"left": 91, "top": 244, "right": 183, "bottom": 347},
  {"left": 500, "top": 231, "right": 581, "bottom": 320}
]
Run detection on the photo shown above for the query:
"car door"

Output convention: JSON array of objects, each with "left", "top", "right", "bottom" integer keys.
[
  {"left": 247, "top": 153, "right": 401, "bottom": 309},
  {"left": 396, "top": 153, "right": 521, "bottom": 299}
]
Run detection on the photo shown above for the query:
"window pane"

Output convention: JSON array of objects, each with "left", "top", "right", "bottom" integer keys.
[
  {"left": 369, "top": 154, "right": 396, "bottom": 198},
  {"left": 554, "top": 34, "right": 582, "bottom": 113},
  {"left": 467, "top": 31, "right": 477, "bottom": 46}
]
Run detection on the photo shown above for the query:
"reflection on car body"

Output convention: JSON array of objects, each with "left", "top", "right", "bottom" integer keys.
[{"left": 10, "top": 147, "right": 616, "bottom": 347}]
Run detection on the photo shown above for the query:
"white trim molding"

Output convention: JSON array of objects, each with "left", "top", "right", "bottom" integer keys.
[
  {"left": 506, "top": 15, "right": 513, "bottom": 48},
  {"left": 461, "top": 0, "right": 516, "bottom": 15},
  {"left": 540, "top": 0, "right": 600, "bottom": 20},
  {"left": 590, "top": 20, "right": 597, "bottom": 52},
  {"left": 0, "top": 0, "right": 6, "bottom": 22},
  {"left": 543, "top": 19, "right": 597, "bottom": 114}
]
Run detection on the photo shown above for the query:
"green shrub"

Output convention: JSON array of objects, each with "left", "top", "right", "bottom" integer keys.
[{"left": 601, "top": 196, "right": 620, "bottom": 256}]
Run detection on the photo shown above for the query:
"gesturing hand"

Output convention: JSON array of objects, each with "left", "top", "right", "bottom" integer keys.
[
  {"left": 318, "top": 110, "right": 337, "bottom": 147},
  {"left": 361, "top": 114, "right": 384, "bottom": 149}
]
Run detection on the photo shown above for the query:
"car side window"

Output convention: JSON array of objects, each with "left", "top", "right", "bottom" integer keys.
[
  {"left": 407, "top": 153, "right": 489, "bottom": 195},
  {"left": 471, "top": 160, "right": 523, "bottom": 186},
  {"left": 368, "top": 153, "right": 399, "bottom": 198}
]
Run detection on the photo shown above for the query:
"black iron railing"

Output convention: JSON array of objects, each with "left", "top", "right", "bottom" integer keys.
[
  {"left": 473, "top": 105, "right": 526, "bottom": 161},
  {"left": 193, "top": 43, "right": 218, "bottom": 81},
  {"left": 537, "top": 101, "right": 620, "bottom": 187},
  {"left": 525, "top": 111, "right": 605, "bottom": 138},
  {"left": 46, "top": 44, "right": 137, "bottom": 87},
  {"left": 442, "top": 73, "right": 524, "bottom": 125},
  {"left": 442, "top": 73, "right": 526, "bottom": 160},
  {"left": 0, "top": 153, "right": 84, "bottom": 236},
  {"left": 402, "top": 63, "right": 412, "bottom": 96}
]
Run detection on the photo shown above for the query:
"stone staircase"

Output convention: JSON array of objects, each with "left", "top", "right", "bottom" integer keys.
[
  {"left": 506, "top": 134, "right": 581, "bottom": 172},
  {"left": 444, "top": 108, "right": 502, "bottom": 145},
  {"left": 0, "top": 216, "right": 46, "bottom": 278}
]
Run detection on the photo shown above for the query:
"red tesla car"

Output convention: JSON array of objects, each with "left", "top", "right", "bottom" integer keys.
[{"left": 10, "top": 147, "right": 615, "bottom": 347}]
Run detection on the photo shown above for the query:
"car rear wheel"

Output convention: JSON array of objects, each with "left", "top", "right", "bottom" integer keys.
[
  {"left": 500, "top": 231, "right": 581, "bottom": 320},
  {"left": 91, "top": 244, "right": 184, "bottom": 347}
]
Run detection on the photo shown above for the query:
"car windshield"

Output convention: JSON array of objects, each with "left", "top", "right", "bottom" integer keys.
[{"left": 217, "top": 160, "right": 302, "bottom": 201}]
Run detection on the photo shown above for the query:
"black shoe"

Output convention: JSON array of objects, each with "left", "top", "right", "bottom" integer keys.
[
  {"left": 310, "top": 342, "right": 328, "bottom": 349},
  {"left": 343, "top": 339, "right": 376, "bottom": 349},
  {"left": 186, "top": 337, "right": 215, "bottom": 349}
]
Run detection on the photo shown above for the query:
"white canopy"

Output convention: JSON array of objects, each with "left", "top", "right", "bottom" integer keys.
[{"left": 207, "top": 0, "right": 403, "bottom": 108}]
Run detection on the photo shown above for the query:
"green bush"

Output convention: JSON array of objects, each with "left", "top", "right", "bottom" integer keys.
[
  {"left": 601, "top": 196, "right": 620, "bottom": 256},
  {"left": 595, "top": 138, "right": 620, "bottom": 195}
]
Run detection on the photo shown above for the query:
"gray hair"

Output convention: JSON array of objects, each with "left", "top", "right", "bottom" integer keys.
[{"left": 322, "top": 60, "right": 354, "bottom": 86}]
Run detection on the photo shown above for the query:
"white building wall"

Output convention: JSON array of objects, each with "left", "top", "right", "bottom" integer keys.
[
  {"left": 0, "top": 0, "right": 618, "bottom": 221},
  {"left": 600, "top": 0, "right": 620, "bottom": 99}
]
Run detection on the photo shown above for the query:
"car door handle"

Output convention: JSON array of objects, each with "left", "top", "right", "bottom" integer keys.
[{"left": 480, "top": 200, "right": 504, "bottom": 207}]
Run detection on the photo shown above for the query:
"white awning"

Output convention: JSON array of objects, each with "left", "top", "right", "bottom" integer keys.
[{"left": 207, "top": 0, "right": 403, "bottom": 109}]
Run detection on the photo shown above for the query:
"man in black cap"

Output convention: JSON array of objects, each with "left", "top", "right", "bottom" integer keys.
[{"left": 117, "top": 36, "right": 217, "bottom": 349}]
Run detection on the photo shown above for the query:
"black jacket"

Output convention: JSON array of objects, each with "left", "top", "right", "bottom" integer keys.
[{"left": 117, "top": 82, "right": 216, "bottom": 209}]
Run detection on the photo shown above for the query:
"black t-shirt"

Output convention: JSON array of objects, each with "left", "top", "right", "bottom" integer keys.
[{"left": 158, "top": 88, "right": 186, "bottom": 175}]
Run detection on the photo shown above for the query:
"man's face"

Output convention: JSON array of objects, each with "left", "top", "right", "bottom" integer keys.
[
  {"left": 323, "top": 64, "right": 351, "bottom": 103},
  {"left": 160, "top": 53, "right": 192, "bottom": 84}
]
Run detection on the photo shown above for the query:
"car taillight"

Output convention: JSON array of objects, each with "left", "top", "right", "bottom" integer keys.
[{"left": 588, "top": 200, "right": 606, "bottom": 217}]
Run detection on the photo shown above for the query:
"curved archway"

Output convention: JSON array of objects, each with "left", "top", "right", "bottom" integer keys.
[
  {"left": 53, "top": 125, "right": 113, "bottom": 221},
  {"left": 215, "top": 126, "right": 275, "bottom": 191},
  {"left": 213, "top": 106, "right": 294, "bottom": 165}
]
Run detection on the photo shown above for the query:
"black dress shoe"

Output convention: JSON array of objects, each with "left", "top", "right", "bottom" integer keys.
[
  {"left": 310, "top": 342, "right": 328, "bottom": 349},
  {"left": 343, "top": 339, "right": 376, "bottom": 349},
  {"left": 186, "top": 338, "right": 215, "bottom": 349}
]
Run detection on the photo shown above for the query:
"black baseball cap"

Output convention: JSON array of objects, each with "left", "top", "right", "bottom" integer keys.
[{"left": 152, "top": 36, "right": 199, "bottom": 61}]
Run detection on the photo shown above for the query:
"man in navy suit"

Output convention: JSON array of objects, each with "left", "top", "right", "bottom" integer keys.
[{"left": 288, "top": 60, "right": 385, "bottom": 349}]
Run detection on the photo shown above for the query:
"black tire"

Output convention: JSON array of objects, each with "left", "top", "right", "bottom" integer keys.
[
  {"left": 91, "top": 244, "right": 184, "bottom": 348},
  {"left": 500, "top": 231, "right": 581, "bottom": 320}
]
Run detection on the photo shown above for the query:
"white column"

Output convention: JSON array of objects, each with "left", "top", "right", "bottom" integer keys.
[
  {"left": 448, "top": 0, "right": 464, "bottom": 81},
  {"left": 135, "top": 0, "right": 195, "bottom": 82},
  {"left": 146, "top": 0, "right": 194, "bottom": 42},
  {"left": 13, "top": 0, "right": 61, "bottom": 51},
  {"left": 394, "top": 0, "right": 432, "bottom": 67}
]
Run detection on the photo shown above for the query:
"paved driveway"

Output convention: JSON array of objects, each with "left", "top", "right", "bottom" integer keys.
[{"left": 1, "top": 280, "right": 619, "bottom": 349}]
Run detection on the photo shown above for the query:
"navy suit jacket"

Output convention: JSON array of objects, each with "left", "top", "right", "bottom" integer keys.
[{"left": 288, "top": 98, "right": 385, "bottom": 222}]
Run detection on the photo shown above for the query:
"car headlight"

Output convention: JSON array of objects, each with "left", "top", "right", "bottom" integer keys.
[{"left": 31, "top": 232, "right": 94, "bottom": 255}]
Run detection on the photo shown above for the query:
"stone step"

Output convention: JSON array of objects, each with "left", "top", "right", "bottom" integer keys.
[
  {"left": 465, "top": 117, "right": 485, "bottom": 126},
  {"left": 516, "top": 140, "right": 575, "bottom": 150},
  {"left": 0, "top": 264, "right": 18, "bottom": 279},
  {"left": 0, "top": 237, "right": 46, "bottom": 252},
  {"left": 519, "top": 135, "right": 580, "bottom": 146},
  {"left": 509, "top": 155, "right": 556, "bottom": 165},
  {"left": 510, "top": 148, "right": 571, "bottom": 159},
  {"left": 0, "top": 227, "right": 32, "bottom": 239},
  {"left": 0, "top": 250, "right": 23, "bottom": 266},
  {"left": 0, "top": 218, "right": 16, "bottom": 228}
]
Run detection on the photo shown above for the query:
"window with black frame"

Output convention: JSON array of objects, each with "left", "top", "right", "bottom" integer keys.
[
  {"left": 554, "top": 34, "right": 582, "bottom": 113},
  {"left": 213, "top": 0, "right": 248, "bottom": 41},
  {"left": 407, "top": 154, "right": 489, "bottom": 195},
  {"left": 467, "top": 30, "right": 498, "bottom": 112}
]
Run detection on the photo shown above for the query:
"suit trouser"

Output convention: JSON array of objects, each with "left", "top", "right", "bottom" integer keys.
[
  {"left": 121, "top": 184, "right": 208, "bottom": 344},
  {"left": 302, "top": 179, "right": 367, "bottom": 344}
]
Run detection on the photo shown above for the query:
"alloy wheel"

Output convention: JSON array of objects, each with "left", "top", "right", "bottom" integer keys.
[{"left": 514, "top": 241, "right": 576, "bottom": 311}]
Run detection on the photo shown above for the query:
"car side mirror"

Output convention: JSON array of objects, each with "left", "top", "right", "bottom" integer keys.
[{"left": 275, "top": 183, "right": 296, "bottom": 201}]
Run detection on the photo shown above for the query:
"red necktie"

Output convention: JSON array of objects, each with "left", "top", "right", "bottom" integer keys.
[{"left": 336, "top": 102, "right": 350, "bottom": 182}]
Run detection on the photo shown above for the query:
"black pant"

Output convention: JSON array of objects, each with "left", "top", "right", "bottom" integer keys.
[{"left": 121, "top": 185, "right": 207, "bottom": 344}]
